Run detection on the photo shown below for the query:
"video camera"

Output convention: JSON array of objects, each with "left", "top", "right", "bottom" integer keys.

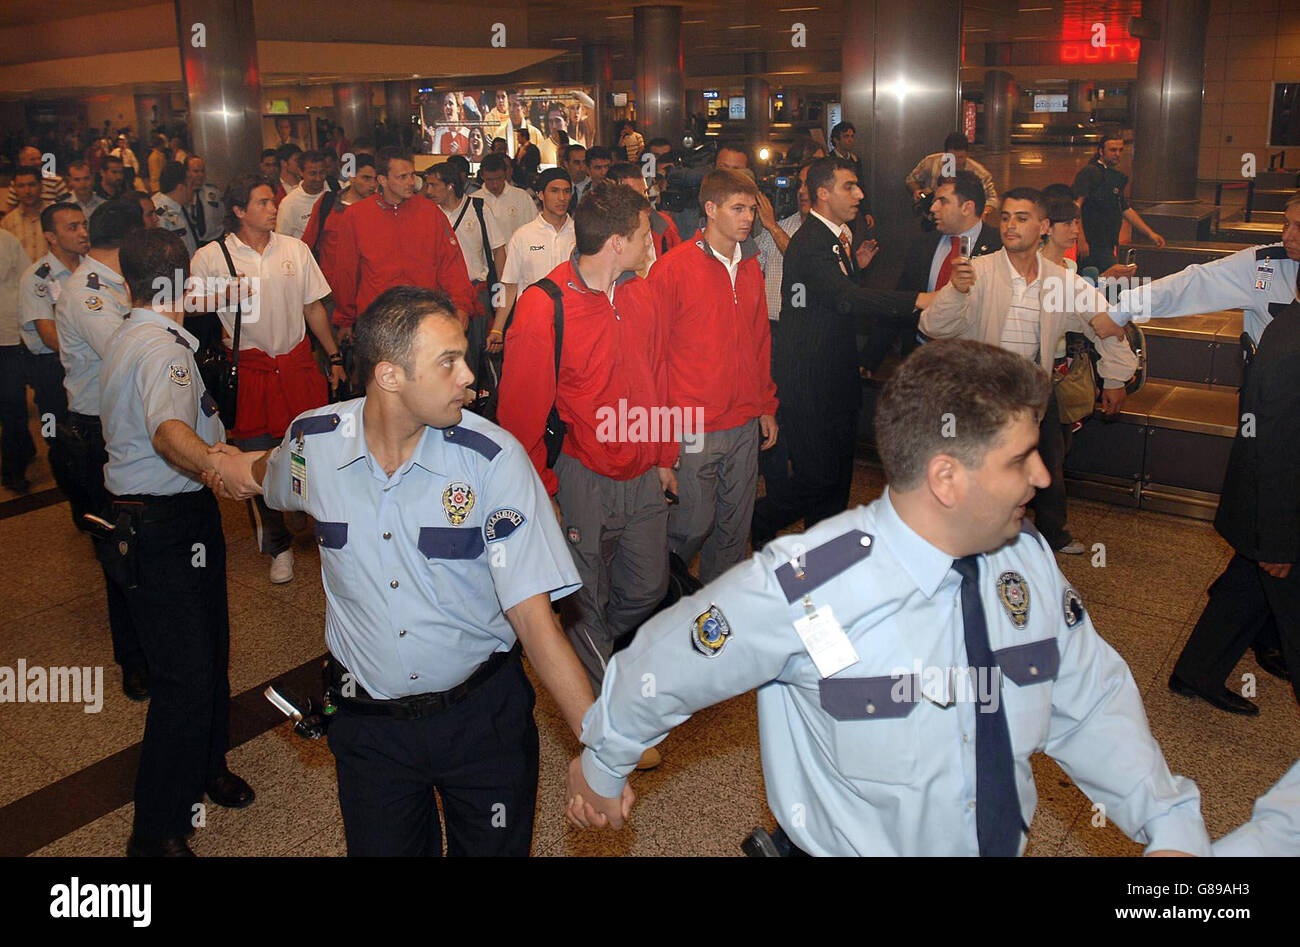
[{"left": 913, "top": 188, "right": 938, "bottom": 232}]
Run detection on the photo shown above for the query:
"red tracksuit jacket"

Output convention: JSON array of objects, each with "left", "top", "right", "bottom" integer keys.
[
  {"left": 330, "top": 193, "right": 476, "bottom": 327},
  {"left": 649, "top": 232, "right": 778, "bottom": 432},
  {"left": 497, "top": 259, "right": 678, "bottom": 496}
]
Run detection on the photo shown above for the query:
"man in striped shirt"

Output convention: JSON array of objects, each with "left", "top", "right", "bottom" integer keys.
[
  {"left": 922, "top": 186, "right": 1138, "bottom": 555},
  {"left": 4, "top": 146, "right": 67, "bottom": 212}
]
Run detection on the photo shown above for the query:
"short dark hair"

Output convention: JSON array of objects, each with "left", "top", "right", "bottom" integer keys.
[
  {"left": 938, "top": 169, "right": 986, "bottom": 216},
  {"left": 223, "top": 172, "right": 273, "bottom": 233},
  {"left": 647, "top": 137, "right": 672, "bottom": 150},
  {"left": 445, "top": 155, "right": 471, "bottom": 176},
  {"left": 184, "top": 154, "right": 204, "bottom": 173},
  {"left": 158, "top": 161, "right": 187, "bottom": 194},
  {"left": 830, "top": 121, "right": 855, "bottom": 143},
  {"left": 1002, "top": 186, "right": 1047, "bottom": 218},
  {"left": 574, "top": 179, "right": 651, "bottom": 255},
  {"left": 806, "top": 155, "right": 855, "bottom": 205},
  {"left": 259, "top": 148, "right": 278, "bottom": 162},
  {"left": 1097, "top": 127, "right": 1125, "bottom": 150},
  {"left": 535, "top": 167, "right": 572, "bottom": 192},
  {"left": 88, "top": 198, "right": 144, "bottom": 248},
  {"left": 120, "top": 227, "right": 189, "bottom": 307},
  {"left": 275, "top": 143, "right": 302, "bottom": 162},
  {"left": 375, "top": 147, "right": 412, "bottom": 178},
  {"left": 102, "top": 154, "right": 124, "bottom": 169},
  {"left": 431, "top": 162, "right": 465, "bottom": 198},
  {"left": 1041, "top": 182, "right": 1076, "bottom": 204},
  {"left": 353, "top": 286, "right": 459, "bottom": 391},
  {"left": 715, "top": 145, "right": 747, "bottom": 166},
  {"left": 584, "top": 145, "right": 613, "bottom": 164},
  {"left": 605, "top": 162, "right": 643, "bottom": 185},
  {"left": 699, "top": 168, "right": 760, "bottom": 211},
  {"left": 942, "top": 132, "right": 970, "bottom": 153},
  {"left": 41, "top": 201, "right": 82, "bottom": 234},
  {"left": 479, "top": 153, "right": 509, "bottom": 175},
  {"left": 352, "top": 153, "right": 376, "bottom": 173},
  {"left": 1046, "top": 196, "right": 1080, "bottom": 224},
  {"left": 67, "top": 159, "right": 90, "bottom": 175},
  {"left": 562, "top": 144, "right": 587, "bottom": 163},
  {"left": 876, "top": 339, "right": 1051, "bottom": 490},
  {"left": 11, "top": 166, "right": 39, "bottom": 185},
  {"left": 302, "top": 149, "right": 328, "bottom": 167}
]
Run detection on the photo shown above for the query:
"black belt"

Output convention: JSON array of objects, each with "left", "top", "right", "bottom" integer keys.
[
  {"left": 68, "top": 411, "right": 101, "bottom": 430},
  {"left": 327, "top": 643, "right": 519, "bottom": 719},
  {"left": 111, "top": 489, "right": 215, "bottom": 523}
]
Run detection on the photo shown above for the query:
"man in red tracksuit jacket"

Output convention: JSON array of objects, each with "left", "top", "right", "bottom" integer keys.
[
  {"left": 649, "top": 169, "right": 779, "bottom": 583},
  {"left": 497, "top": 180, "right": 677, "bottom": 692},
  {"left": 330, "top": 147, "right": 476, "bottom": 341}
]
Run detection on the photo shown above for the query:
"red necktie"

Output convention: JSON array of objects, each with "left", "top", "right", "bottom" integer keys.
[
  {"left": 935, "top": 235, "right": 961, "bottom": 290},
  {"left": 839, "top": 230, "right": 854, "bottom": 272}
]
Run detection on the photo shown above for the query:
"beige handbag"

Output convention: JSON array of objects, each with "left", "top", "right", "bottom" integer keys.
[{"left": 1054, "top": 351, "right": 1098, "bottom": 424}]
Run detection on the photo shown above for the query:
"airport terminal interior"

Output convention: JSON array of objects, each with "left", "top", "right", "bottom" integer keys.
[{"left": 1, "top": 0, "right": 1299, "bottom": 857}]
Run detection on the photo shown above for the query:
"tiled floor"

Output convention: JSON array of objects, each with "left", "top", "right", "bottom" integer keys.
[{"left": 3, "top": 447, "right": 1297, "bottom": 858}]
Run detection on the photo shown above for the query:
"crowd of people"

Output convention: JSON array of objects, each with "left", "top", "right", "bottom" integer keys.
[{"left": 0, "top": 113, "right": 1297, "bottom": 858}]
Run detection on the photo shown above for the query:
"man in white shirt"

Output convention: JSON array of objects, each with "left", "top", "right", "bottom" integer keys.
[
  {"left": 190, "top": 173, "right": 343, "bottom": 584},
  {"left": 4, "top": 146, "right": 68, "bottom": 212},
  {"left": 426, "top": 161, "right": 507, "bottom": 355},
  {"left": 486, "top": 168, "right": 575, "bottom": 353},
  {"left": 275, "top": 150, "right": 330, "bottom": 241},
  {"left": 922, "top": 186, "right": 1138, "bottom": 556},
  {"left": 151, "top": 162, "right": 197, "bottom": 256},
  {"left": 478, "top": 153, "right": 538, "bottom": 243},
  {"left": 754, "top": 164, "right": 811, "bottom": 324}
]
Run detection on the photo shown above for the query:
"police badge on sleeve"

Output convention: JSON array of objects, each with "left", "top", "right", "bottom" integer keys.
[{"left": 691, "top": 604, "right": 731, "bottom": 658}]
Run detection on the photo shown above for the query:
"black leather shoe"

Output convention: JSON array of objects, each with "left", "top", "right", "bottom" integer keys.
[
  {"left": 121, "top": 667, "right": 149, "bottom": 702},
  {"left": 126, "top": 833, "right": 195, "bottom": 857},
  {"left": 1168, "top": 673, "right": 1260, "bottom": 716},
  {"left": 1254, "top": 648, "right": 1291, "bottom": 682},
  {"left": 206, "top": 771, "right": 255, "bottom": 809}
]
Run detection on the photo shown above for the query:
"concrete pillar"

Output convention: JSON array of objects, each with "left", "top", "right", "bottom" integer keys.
[
  {"left": 842, "top": 0, "right": 963, "bottom": 257},
  {"left": 983, "top": 70, "right": 1015, "bottom": 153},
  {"left": 384, "top": 81, "right": 414, "bottom": 128},
  {"left": 633, "top": 5, "right": 684, "bottom": 142},
  {"left": 333, "top": 83, "right": 373, "bottom": 143},
  {"left": 1131, "top": 0, "right": 1211, "bottom": 202},
  {"left": 583, "top": 43, "right": 614, "bottom": 148},
  {"left": 173, "top": 0, "right": 263, "bottom": 189},
  {"left": 745, "top": 51, "right": 770, "bottom": 148},
  {"left": 1068, "top": 80, "right": 1094, "bottom": 113}
]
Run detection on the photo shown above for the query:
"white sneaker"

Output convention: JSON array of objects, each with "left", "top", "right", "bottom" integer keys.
[
  {"left": 1055, "top": 540, "right": 1086, "bottom": 555},
  {"left": 270, "top": 549, "right": 295, "bottom": 584}
]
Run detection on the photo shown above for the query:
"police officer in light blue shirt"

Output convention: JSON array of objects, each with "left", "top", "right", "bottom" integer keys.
[
  {"left": 1212, "top": 760, "right": 1300, "bottom": 857},
  {"left": 1099, "top": 192, "right": 1300, "bottom": 347},
  {"left": 99, "top": 228, "right": 253, "bottom": 857},
  {"left": 567, "top": 338, "right": 1211, "bottom": 857},
  {"left": 230, "top": 285, "right": 603, "bottom": 856}
]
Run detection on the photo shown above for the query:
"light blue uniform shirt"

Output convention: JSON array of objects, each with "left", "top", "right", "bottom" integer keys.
[
  {"left": 1111, "top": 243, "right": 1298, "bottom": 345},
  {"left": 264, "top": 400, "right": 582, "bottom": 699},
  {"left": 153, "top": 192, "right": 197, "bottom": 256},
  {"left": 581, "top": 490, "right": 1211, "bottom": 856},
  {"left": 1212, "top": 760, "right": 1300, "bottom": 857},
  {"left": 56, "top": 254, "right": 130, "bottom": 415},
  {"left": 19, "top": 252, "right": 75, "bottom": 355},
  {"left": 100, "top": 307, "right": 224, "bottom": 497}
]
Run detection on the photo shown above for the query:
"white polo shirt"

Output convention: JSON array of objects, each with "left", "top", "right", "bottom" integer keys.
[
  {"left": 190, "top": 231, "right": 330, "bottom": 357},
  {"left": 275, "top": 184, "right": 327, "bottom": 240},
  {"left": 500, "top": 213, "right": 576, "bottom": 288},
  {"left": 439, "top": 195, "right": 506, "bottom": 283},
  {"left": 480, "top": 183, "right": 538, "bottom": 242}
]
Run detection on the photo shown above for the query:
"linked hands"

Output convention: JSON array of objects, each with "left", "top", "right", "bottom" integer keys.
[
  {"left": 202, "top": 443, "right": 265, "bottom": 500},
  {"left": 565, "top": 756, "right": 636, "bottom": 831}
]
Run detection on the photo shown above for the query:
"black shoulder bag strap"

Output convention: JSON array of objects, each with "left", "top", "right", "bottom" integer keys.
[
  {"left": 529, "top": 277, "right": 566, "bottom": 467},
  {"left": 472, "top": 197, "right": 499, "bottom": 287},
  {"left": 311, "top": 189, "right": 338, "bottom": 260},
  {"left": 216, "top": 237, "right": 243, "bottom": 370}
]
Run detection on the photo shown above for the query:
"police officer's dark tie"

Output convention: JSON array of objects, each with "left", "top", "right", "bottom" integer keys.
[
  {"left": 953, "top": 554, "right": 1022, "bottom": 856},
  {"left": 192, "top": 198, "right": 205, "bottom": 238}
]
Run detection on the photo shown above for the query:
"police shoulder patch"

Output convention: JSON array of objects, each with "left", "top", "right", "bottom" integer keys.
[
  {"left": 1062, "top": 586, "right": 1085, "bottom": 628},
  {"left": 484, "top": 507, "right": 525, "bottom": 542},
  {"left": 169, "top": 363, "right": 191, "bottom": 387},
  {"left": 691, "top": 604, "right": 731, "bottom": 658}
]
